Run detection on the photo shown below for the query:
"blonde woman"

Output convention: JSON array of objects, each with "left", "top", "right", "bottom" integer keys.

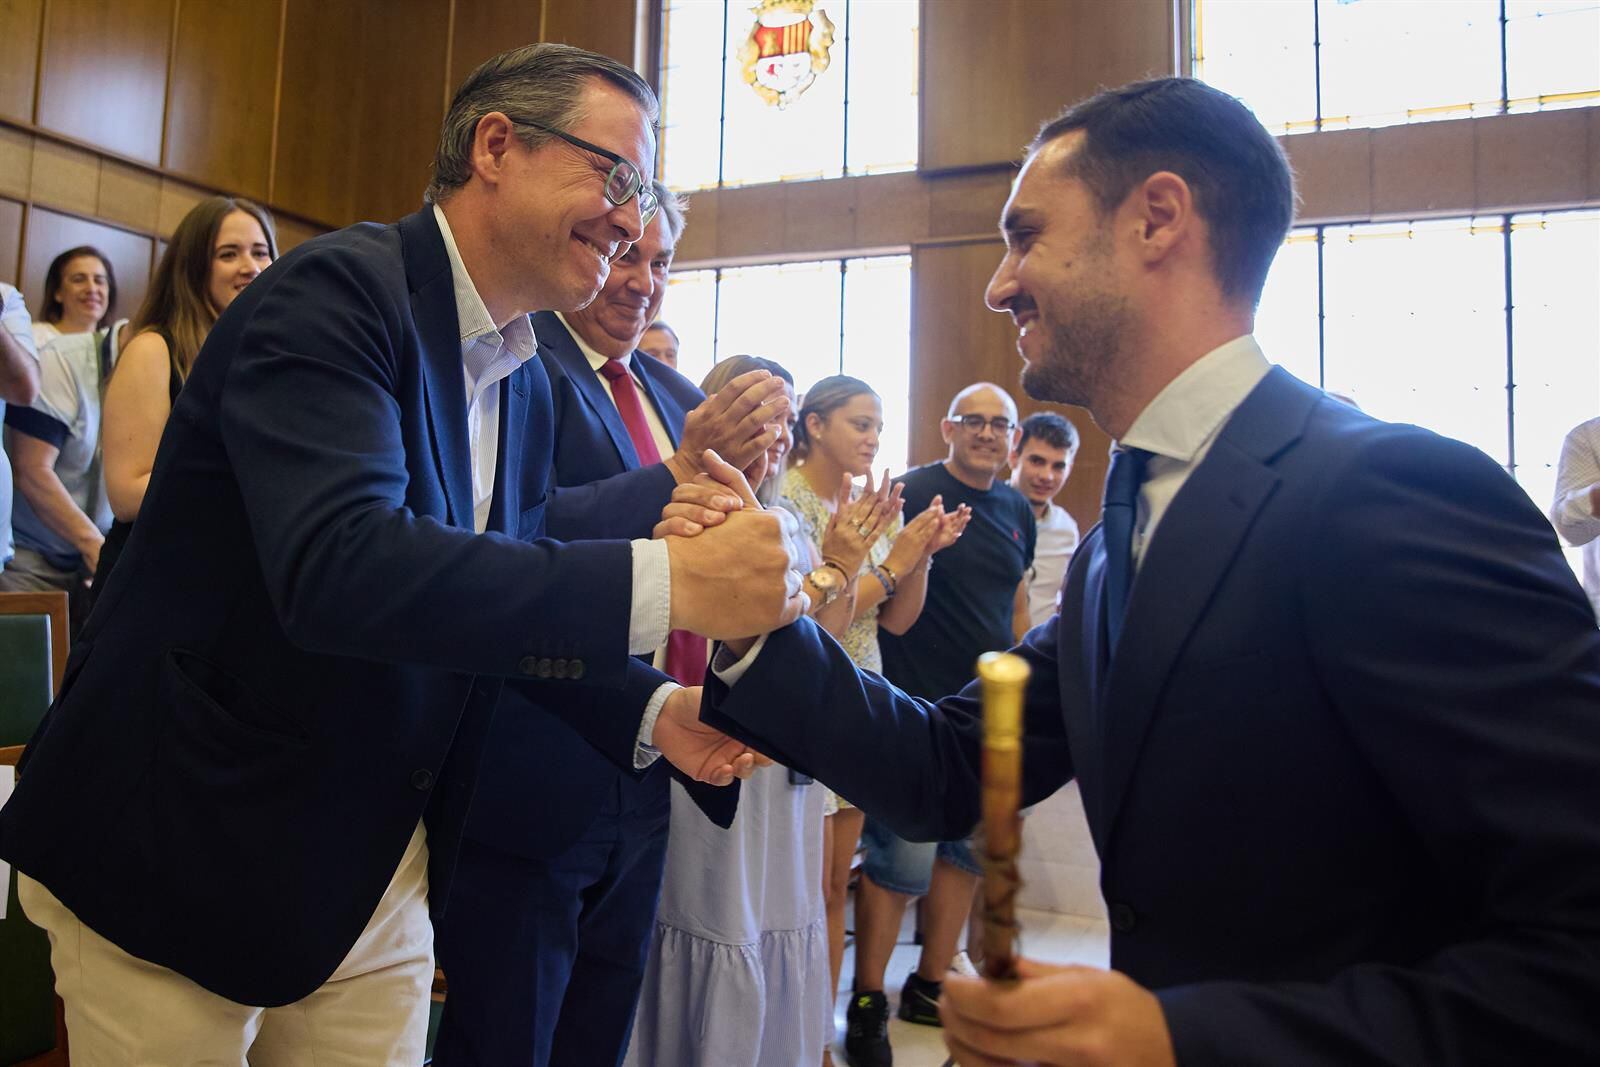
[{"left": 94, "top": 196, "right": 276, "bottom": 599}]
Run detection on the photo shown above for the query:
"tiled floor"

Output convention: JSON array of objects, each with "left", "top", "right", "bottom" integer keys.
[{"left": 828, "top": 907, "right": 1111, "bottom": 1066}]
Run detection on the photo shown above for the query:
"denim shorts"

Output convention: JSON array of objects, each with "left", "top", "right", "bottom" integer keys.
[{"left": 859, "top": 817, "right": 982, "bottom": 896}]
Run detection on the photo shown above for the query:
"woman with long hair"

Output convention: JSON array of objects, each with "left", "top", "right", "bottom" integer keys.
[
  {"left": 625, "top": 355, "right": 912, "bottom": 1067},
  {"left": 94, "top": 196, "right": 276, "bottom": 598},
  {"left": 31, "top": 245, "right": 117, "bottom": 347},
  {"left": 783, "top": 373, "right": 969, "bottom": 1063}
]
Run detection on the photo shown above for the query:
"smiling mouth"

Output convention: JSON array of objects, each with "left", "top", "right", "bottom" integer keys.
[{"left": 575, "top": 234, "right": 614, "bottom": 261}]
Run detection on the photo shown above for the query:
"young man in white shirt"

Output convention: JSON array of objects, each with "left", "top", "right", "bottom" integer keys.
[{"left": 1009, "top": 410, "right": 1080, "bottom": 630}]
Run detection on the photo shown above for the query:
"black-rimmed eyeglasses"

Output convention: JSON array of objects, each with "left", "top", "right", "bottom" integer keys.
[
  {"left": 510, "top": 117, "right": 658, "bottom": 228},
  {"left": 953, "top": 415, "right": 1016, "bottom": 435}
]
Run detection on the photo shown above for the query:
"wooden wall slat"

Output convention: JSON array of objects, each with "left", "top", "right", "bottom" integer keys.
[
  {"left": 449, "top": 0, "right": 543, "bottom": 98},
  {"left": 164, "top": 0, "right": 281, "bottom": 201},
  {"left": 36, "top": 0, "right": 173, "bottom": 165},
  {"left": 21, "top": 206, "right": 154, "bottom": 326},
  {"left": 0, "top": 196, "right": 22, "bottom": 285},
  {"left": 0, "top": 0, "right": 44, "bottom": 123},
  {"left": 273, "top": 0, "right": 364, "bottom": 226},
  {"left": 920, "top": 0, "right": 1174, "bottom": 174},
  {"left": 359, "top": 0, "right": 451, "bottom": 224},
  {"left": 541, "top": 0, "right": 638, "bottom": 67}
]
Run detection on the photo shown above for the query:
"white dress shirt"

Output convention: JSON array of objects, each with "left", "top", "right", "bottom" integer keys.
[
  {"left": 432, "top": 206, "right": 676, "bottom": 755},
  {"left": 1550, "top": 415, "right": 1600, "bottom": 621},
  {"left": 1, "top": 282, "right": 40, "bottom": 567},
  {"left": 1118, "top": 335, "right": 1272, "bottom": 571}
]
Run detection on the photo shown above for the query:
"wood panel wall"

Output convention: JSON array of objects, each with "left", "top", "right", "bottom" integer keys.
[{"left": 0, "top": 0, "right": 629, "bottom": 301}]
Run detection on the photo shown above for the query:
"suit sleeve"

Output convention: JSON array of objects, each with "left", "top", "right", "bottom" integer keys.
[
  {"left": 701, "top": 613, "right": 1075, "bottom": 841},
  {"left": 216, "top": 246, "right": 635, "bottom": 685},
  {"left": 1158, "top": 429, "right": 1600, "bottom": 1065},
  {"left": 547, "top": 463, "right": 678, "bottom": 542}
]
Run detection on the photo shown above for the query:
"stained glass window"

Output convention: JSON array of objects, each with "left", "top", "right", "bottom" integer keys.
[
  {"left": 659, "top": 0, "right": 919, "bottom": 190},
  {"left": 1193, "top": 0, "right": 1600, "bottom": 134},
  {"left": 653, "top": 255, "right": 913, "bottom": 476}
]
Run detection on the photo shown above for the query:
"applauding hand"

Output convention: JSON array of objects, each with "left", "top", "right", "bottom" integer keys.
[{"left": 820, "top": 469, "right": 903, "bottom": 576}]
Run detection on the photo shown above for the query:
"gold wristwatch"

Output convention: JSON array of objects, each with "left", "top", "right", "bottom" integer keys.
[{"left": 805, "top": 560, "right": 850, "bottom": 607}]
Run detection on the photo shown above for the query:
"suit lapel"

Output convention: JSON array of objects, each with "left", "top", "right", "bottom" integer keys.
[
  {"left": 402, "top": 209, "right": 473, "bottom": 529},
  {"left": 634, "top": 358, "right": 686, "bottom": 448},
  {"left": 535, "top": 314, "right": 641, "bottom": 469},
  {"left": 485, "top": 370, "right": 529, "bottom": 535},
  {"left": 1095, "top": 368, "right": 1318, "bottom": 842}
]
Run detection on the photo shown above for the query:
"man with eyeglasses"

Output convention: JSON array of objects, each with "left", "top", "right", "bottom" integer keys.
[
  {"left": 844, "top": 382, "right": 1036, "bottom": 1067},
  {"left": 434, "top": 180, "right": 795, "bottom": 1067},
  {"left": 0, "top": 44, "right": 804, "bottom": 1065}
]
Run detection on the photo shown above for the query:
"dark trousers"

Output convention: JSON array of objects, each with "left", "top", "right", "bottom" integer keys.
[{"left": 432, "top": 776, "right": 671, "bottom": 1067}]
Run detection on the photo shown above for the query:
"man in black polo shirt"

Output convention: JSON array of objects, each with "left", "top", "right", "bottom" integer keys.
[{"left": 845, "top": 382, "right": 1036, "bottom": 1067}]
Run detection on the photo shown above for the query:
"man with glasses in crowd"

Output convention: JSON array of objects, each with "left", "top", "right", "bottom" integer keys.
[
  {"left": 845, "top": 382, "right": 1036, "bottom": 1067},
  {"left": 0, "top": 44, "right": 802, "bottom": 1065}
]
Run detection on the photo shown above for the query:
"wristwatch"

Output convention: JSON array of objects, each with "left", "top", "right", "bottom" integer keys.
[{"left": 805, "top": 561, "right": 850, "bottom": 607}]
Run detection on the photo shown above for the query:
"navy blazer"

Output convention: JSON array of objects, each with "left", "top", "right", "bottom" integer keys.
[
  {"left": 703, "top": 369, "right": 1600, "bottom": 1064},
  {"left": 465, "top": 312, "right": 732, "bottom": 863},
  {"left": 0, "top": 208, "right": 672, "bottom": 1006}
]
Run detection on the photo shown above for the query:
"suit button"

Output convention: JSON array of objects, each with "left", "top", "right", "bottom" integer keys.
[
  {"left": 568, "top": 659, "right": 584, "bottom": 681},
  {"left": 536, "top": 658, "right": 554, "bottom": 679},
  {"left": 1109, "top": 902, "right": 1138, "bottom": 933},
  {"left": 411, "top": 769, "right": 434, "bottom": 791},
  {"left": 552, "top": 658, "right": 569, "bottom": 679},
  {"left": 518, "top": 656, "right": 539, "bottom": 675}
]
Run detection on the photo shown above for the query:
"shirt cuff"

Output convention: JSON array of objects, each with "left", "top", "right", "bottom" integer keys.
[
  {"left": 629, "top": 538, "right": 672, "bottom": 656},
  {"left": 711, "top": 633, "right": 770, "bottom": 687},
  {"left": 633, "top": 682, "right": 678, "bottom": 769}
]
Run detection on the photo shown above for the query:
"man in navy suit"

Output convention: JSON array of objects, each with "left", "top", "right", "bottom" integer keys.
[
  {"left": 692, "top": 78, "right": 1600, "bottom": 1065},
  {"left": 0, "top": 45, "right": 803, "bottom": 1065},
  {"left": 434, "top": 185, "right": 789, "bottom": 1066}
]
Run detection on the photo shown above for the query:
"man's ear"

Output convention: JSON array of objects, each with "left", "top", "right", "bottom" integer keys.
[
  {"left": 1131, "top": 170, "right": 1193, "bottom": 267},
  {"left": 470, "top": 112, "right": 518, "bottom": 189},
  {"left": 940, "top": 419, "right": 957, "bottom": 446}
]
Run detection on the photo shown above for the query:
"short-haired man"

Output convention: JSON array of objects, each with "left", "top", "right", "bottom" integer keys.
[
  {"left": 699, "top": 77, "right": 1600, "bottom": 1065},
  {"left": 638, "top": 320, "right": 678, "bottom": 369},
  {"left": 434, "top": 183, "right": 786, "bottom": 1066},
  {"left": 846, "top": 382, "right": 1035, "bottom": 1067},
  {"left": 1010, "top": 411, "right": 1080, "bottom": 629},
  {"left": 0, "top": 45, "right": 802, "bottom": 1064}
]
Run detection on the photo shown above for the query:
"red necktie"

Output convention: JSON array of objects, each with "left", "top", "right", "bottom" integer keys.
[{"left": 599, "top": 359, "right": 707, "bottom": 687}]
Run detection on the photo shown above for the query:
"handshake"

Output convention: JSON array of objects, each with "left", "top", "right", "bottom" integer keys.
[{"left": 657, "top": 448, "right": 810, "bottom": 646}]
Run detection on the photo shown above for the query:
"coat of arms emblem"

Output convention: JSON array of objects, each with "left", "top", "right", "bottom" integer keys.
[{"left": 738, "top": 0, "right": 837, "bottom": 110}]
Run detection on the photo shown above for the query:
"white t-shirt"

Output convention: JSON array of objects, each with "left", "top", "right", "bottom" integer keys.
[
  {"left": 0, "top": 283, "right": 41, "bottom": 568},
  {"left": 1025, "top": 502, "right": 1079, "bottom": 629}
]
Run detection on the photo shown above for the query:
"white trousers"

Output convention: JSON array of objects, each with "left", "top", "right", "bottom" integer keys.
[{"left": 18, "top": 823, "right": 434, "bottom": 1067}]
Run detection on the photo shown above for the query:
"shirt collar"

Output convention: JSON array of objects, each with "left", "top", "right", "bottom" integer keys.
[
  {"left": 433, "top": 203, "right": 538, "bottom": 383},
  {"left": 1119, "top": 335, "right": 1271, "bottom": 462},
  {"left": 556, "top": 312, "right": 633, "bottom": 376}
]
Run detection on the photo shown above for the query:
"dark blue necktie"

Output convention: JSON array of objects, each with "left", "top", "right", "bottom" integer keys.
[{"left": 1102, "top": 446, "right": 1150, "bottom": 655}]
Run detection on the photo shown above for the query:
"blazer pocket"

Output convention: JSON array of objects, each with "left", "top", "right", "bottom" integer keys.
[
  {"left": 159, "top": 648, "right": 309, "bottom": 784},
  {"left": 518, "top": 500, "right": 547, "bottom": 540}
]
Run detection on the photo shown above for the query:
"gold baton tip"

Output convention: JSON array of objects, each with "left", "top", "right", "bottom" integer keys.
[{"left": 977, "top": 651, "right": 1031, "bottom": 689}]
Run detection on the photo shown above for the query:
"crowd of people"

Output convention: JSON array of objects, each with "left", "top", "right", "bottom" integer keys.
[{"left": 1, "top": 40, "right": 1599, "bottom": 1067}]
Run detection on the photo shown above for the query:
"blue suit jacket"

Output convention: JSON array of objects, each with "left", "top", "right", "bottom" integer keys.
[
  {"left": 0, "top": 209, "right": 672, "bottom": 1006},
  {"left": 703, "top": 368, "right": 1600, "bottom": 1064},
  {"left": 464, "top": 312, "right": 733, "bottom": 863}
]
